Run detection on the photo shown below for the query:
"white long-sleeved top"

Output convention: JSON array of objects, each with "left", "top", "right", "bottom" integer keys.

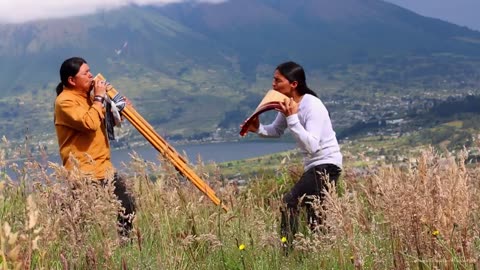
[{"left": 257, "top": 94, "right": 342, "bottom": 171}]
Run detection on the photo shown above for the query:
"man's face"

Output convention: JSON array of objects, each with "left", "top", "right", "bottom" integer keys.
[{"left": 70, "top": 63, "right": 93, "bottom": 92}]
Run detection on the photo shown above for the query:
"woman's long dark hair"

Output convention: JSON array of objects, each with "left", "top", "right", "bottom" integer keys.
[
  {"left": 276, "top": 61, "right": 318, "bottom": 97},
  {"left": 56, "top": 57, "right": 87, "bottom": 96}
]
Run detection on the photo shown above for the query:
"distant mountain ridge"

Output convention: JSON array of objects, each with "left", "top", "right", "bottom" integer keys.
[
  {"left": 0, "top": 0, "right": 480, "bottom": 141},
  {"left": 156, "top": 0, "right": 480, "bottom": 62}
]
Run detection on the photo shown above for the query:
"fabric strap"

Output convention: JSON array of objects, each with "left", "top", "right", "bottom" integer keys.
[{"left": 105, "top": 92, "right": 126, "bottom": 140}]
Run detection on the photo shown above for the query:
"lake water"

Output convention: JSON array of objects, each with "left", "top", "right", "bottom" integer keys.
[
  {"left": 3, "top": 141, "right": 296, "bottom": 178},
  {"left": 111, "top": 141, "right": 296, "bottom": 166}
]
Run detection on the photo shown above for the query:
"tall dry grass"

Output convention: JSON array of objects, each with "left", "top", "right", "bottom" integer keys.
[
  {"left": 310, "top": 147, "right": 480, "bottom": 269},
  {"left": 1, "top": 138, "right": 480, "bottom": 269}
]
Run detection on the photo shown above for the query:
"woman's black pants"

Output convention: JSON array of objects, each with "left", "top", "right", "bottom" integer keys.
[{"left": 280, "top": 164, "right": 341, "bottom": 241}]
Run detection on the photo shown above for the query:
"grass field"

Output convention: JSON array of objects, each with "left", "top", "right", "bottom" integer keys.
[{"left": 1, "top": 138, "right": 480, "bottom": 269}]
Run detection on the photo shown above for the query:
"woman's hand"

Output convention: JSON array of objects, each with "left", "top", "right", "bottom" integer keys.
[
  {"left": 278, "top": 97, "right": 298, "bottom": 116},
  {"left": 240, "top": 116, "right": 260, "bottom": 135}
]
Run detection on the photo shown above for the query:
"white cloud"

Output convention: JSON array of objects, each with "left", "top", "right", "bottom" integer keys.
[{"left": 0, "top": 0, "right": 225, "bottom": 24}]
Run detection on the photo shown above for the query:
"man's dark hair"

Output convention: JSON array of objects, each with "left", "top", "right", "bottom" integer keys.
[{"left": 56, "top": 57, "right": 87, "bottom": 96}]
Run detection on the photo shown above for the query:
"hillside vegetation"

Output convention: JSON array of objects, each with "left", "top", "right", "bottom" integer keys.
[{"left": 0, "top": 0, "right": 480, "bottom": 143}]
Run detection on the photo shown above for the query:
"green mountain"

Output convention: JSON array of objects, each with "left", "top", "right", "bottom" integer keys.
[{"left": 1, "top": 0, "right": 480, "bottom": 143}]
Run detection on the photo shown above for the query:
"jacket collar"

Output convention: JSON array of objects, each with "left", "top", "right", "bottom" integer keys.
[{"left": 63, "top": 86, "right": 89, "bottom": 98}]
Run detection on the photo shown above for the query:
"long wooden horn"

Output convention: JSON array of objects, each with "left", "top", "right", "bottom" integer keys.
[{"left": 95, "top": 73, "right": 228, "bottom": 212}]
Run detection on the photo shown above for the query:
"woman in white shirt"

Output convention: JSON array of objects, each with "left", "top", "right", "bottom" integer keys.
[{"left": 241, "top": 61, "right": 342, "bottom": 248}]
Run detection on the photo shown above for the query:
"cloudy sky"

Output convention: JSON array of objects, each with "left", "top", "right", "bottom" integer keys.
[
  {"left": 0, "top": 0, "right": 224, "bottom": 23},
  {"left": 0, "top": 0, "right": 479, "bottom": 31}
]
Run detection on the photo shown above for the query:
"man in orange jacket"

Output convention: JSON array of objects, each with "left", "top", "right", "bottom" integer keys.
[{"left": 54, "top": 57, "right": 135, "bottom": 239}]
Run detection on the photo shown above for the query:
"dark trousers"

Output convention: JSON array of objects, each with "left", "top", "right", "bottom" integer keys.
[
  {"left": 101, "top": 173, "right": 136, "bottom": 237},
  {"left": 281, "top": 164, "right": 341, "bottom": 242}
]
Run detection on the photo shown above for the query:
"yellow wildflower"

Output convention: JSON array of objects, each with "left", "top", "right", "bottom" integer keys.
[
  {"left": 238, "top": 244, "right": 245, "bottom": 251},
  {"left": 281, "top": 237, "right": 287, "bottom": 243},
  {"left": 432, "top": 230, "right": 440, "bottom": 236}
]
